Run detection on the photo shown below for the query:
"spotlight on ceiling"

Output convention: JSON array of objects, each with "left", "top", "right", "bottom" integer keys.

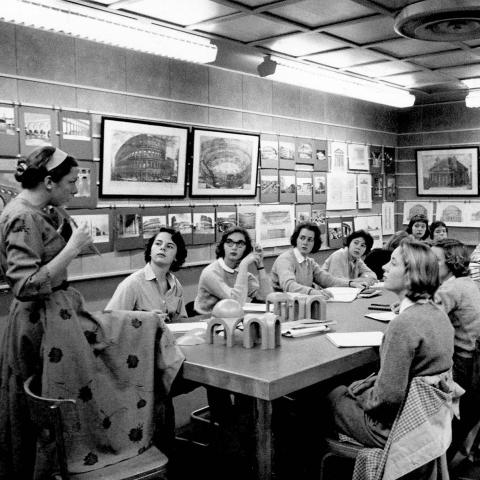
[{"left": 257, "top": 55, "right": 277, "bottom": 78}]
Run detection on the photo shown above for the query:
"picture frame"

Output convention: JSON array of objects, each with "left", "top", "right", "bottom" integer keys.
[
  {"left": 19, "top": 106, "right": 58, "bottom": 156},
  {"left": 101, "top": 117, "right": 188, "bottom": 197},
  {"left": 191, "top": 128, "right": 260, "bottom": 197},
  {"left": 416, "top": 147, "right": 479, "bottom": 196},
  {"left": 59, "top": 110, "right": 93, "bottom": 159},
  {"left": 68, "top": 160, "right": 97, "bottom": 209}
]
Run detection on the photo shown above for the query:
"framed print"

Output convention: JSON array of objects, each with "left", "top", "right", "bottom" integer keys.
[
  {"left": 68, "top": 160, "right": 97, "bottom": 209},
  {"left": 101, "top": 117, "right": 188, "bottom": 197},
  {"left": 191, "top": 128, "right": 259, "bottom": 197},
  {"left": 59, "top": 111, "right": 92, "bottom": 159},
  {"left": 0, "top": 104, "right": 19, "bottom": 156},
  {"left": 348, "top": 143, "right": 369, "bottom": 171},
  {"left": 416, "top": 147, "right": 479, "bottom": 196},
  {"left": 70, "top": 209, "right": 113, "bottom": 254},
  {"left": 19, "top": 106, "right": 58, "bottom": 155}
]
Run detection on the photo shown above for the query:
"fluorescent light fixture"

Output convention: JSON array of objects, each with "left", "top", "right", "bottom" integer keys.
[
  {"left": 463, "top": 79, "right": 480, "bottom": 108},
  {"left": 269, "top": 57, "right": 415, "bottom": 108},
  {"left": 0, "top": 0, "right": 217, "bottom": 64}
]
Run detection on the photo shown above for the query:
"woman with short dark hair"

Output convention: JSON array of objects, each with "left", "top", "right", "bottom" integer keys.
[
  {"left": 429, "top": 220, "right": 448, "bottom": 241},
  {"left": 406, "top": 214, "right": 429, "bottom": 241},
  {"left": 321, "top": 230, "right": 376, "bottom": 286},
  {"left": 107, "top": 227, "right": 188, "bottom": 322},
  {"left": 194, "top": 226, "right": 271, "bottom": 314}
]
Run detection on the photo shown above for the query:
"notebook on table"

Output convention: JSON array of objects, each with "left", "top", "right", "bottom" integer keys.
[{"left": 326, "top": 331, "right": 383, "bottom": 347}]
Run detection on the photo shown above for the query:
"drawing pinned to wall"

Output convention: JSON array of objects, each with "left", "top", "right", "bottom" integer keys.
[
  {"left": 342, "top": 217, "right": 354, "bottom": 238},
  {"left": 0, "top": 106, "right": 16, "bottom": 136},
  {"left": 69, "top": 160, "right": 97, "bottom": 209},
  {"left": 348, "top": 143, "right": 369, "bottom": 171},
  {"left": 279, "top": 170, "right": 296, "bottom": 203},
  {"left": 216, "top": 209, "right": 237, "bottom": 235},
  {"left": 296, "top": 203, "right": 311, "bottom": 223},
  {"left": 402, "top": 201, "right": 434, "bottom": 224},
  {"left": 296, "top": 139, "right": 314, "bottom": 164},
  {"left": 314, "top": 139, "right": 328, "bottom": 171},
  {"left": 296, "top": 171, "right": 313, "bottom": 203},
  {"left": 24, "top": 112, "right": 51, "bottom": 146},
  {"left": 330, "top": 142, "right": 347, "bottom": 171},
  {"left": 256, "top": 204, "right": 294, "bottom": 248},
  {"left": 357, "top": 174, "right": 372, "bottom": 209},
  {"left": 101, "top": 118, "right": 188, "bottom": 197},
  {"left": 372, "top": 174, "right": 384, "bottom": 202},
  {"left": 142, "top": 215, "right": 167, "bottom": 239},
  {"left": 70, "top": 209, "right": 113, "bottom": 253},
  {"left": 383, "top": 147, "right": 395, "bottom": 174},
  {"left": 354, "top": 215, "right": 383, "bottom": 248},
  {"left": 385, "top": 174, "right": 396, "bottom": 201},
  {"left": 62, "top": 116, "right": 90, "bottom": 141},
  {"left": 238, "top": 204, "right": 257, "bottom": 241},
  {"left": 260, "top": 169, "right": 279, "bottom": 203},
  {"left": 193, "top": 211, "right": 216, "bottom": 244},
  {"left": 369, "top": 145, "right": 383, "bottom": 173},
  {"left": 416, "top": 148, "right": 479, "bottom": 196},
  {"left": 467, "top": 204, "right": 480, "bottom": 227},
  {"left": 260, "top": 136, "right": 279, "bottom": 169},
  {"left": 279, "top": 139, "right": 295, "bottom": 170},
  {"left": 382, "top": 202, "right": 395, "bottom": 235},
  {"left": 311, "top": 203, "right": 327, "bottom": 249},
  {"left": 312, "top": 172, "right": 327, "bottom": 203},
  {"left": 435, "top": 202, "right": 466, "bottom": 227},
  {"left": 327, "top": 217, "right": 343, "bottom": 249},
  {"left": 0, "top": 105, "right": 19, "bottom": 156},
  {"left": 169, "top": 212, "right": 193, "bottom": 236},
  {"left": 326, "top": 173, "right": 356, "bottom": 210}
]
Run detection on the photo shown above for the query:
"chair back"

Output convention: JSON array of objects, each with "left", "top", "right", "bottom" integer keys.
[{"left": 24, "top": 375, "right": 77, "bottom": 480}]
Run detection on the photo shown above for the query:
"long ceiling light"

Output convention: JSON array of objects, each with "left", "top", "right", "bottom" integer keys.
[
  {"left": 269, "top": 57, "right": 415, "bottom": 108},
  {"left": 0, "top": 0, "right": 218, "bottom": 64},
  {"left": 463, "top": 78, "right": 480, "bottom": 108}
]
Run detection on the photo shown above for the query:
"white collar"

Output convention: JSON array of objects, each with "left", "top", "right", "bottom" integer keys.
[
  {"left": 399, "top": 297, "right": 415, "bottom": 314},
  {"left": 218, "top": 257, "right": 238, "bottom": 273},
  {"left": 293, "top": 247, "right": 306, "bottom": 264}
]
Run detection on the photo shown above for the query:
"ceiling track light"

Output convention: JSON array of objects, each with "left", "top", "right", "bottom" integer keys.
[{"left": 0, "top": 0, "right": 218, "bottom": 64}]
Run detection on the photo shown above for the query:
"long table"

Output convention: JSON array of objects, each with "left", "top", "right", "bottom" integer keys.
[{"left": 180, "top": 293, "right": 395, "bottom": 479}]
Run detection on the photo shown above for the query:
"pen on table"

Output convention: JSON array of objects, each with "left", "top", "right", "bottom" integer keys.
[
  {"left": 368, "top": 306, "right": 391, "bottom": 311},
  {"left": 60, "top": 208, "right": 102, "bottom": 257},
  {"left": 370, "top": 303, "right": 390, "bottom": 307}
]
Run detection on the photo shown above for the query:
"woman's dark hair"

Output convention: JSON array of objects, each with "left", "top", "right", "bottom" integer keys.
[
  {"left": 290, "top": 221, "right": 322, "bottom": 254},
  {"left": 398, "top": 238, "right": 439, "bottom": 301},
  {"left": 385, "top": 230, "right": 409, "bottom": 251},
  {"left": 144, "top": 227, "right": 187, "bottom": 272},
  {"left": 215, "top": 226, "right": 253, "bottom": 259},
  {"left": 433, "top": 238, "right": 470, "bottom": 278},
  {"left": 429, "top": 221, "right": 448, "bottom": 240},
  {"left": 406, "top": 214, "right": 429, "bottom": 240},
  {"left": 14, "top": 146, "right": 78, "bottom": 189},
  {"left": 345, "top": 230, "right": 374, "bottom": 255}
]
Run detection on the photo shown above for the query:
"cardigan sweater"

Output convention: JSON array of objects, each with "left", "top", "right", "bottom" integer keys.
[
  {"left": 321, "top": 247, "right": 376, "bottom": 281},
  {"left": 271, "top": 248, "right": 348, "bottom": 294}
]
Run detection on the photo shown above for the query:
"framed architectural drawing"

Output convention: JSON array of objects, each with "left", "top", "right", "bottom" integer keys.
[
  {"left": 416, "top": 147, "right": 479, "bottom": 196},
  {"left": 191, "top": 128, "right": 259, "bottom": 197},
  {"left": 101, "top": 117, "right": 188, "bottom": 197}
]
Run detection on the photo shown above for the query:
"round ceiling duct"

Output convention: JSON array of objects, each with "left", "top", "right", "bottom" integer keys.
[{"left": 394, "top": 0, "right": 480, "bottom": 41}]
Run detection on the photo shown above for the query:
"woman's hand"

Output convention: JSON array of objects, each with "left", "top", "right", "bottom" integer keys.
[
  {"left": 67, "top": 221, "right": 92, "bottom": 253},
  {"left": 351, "top": 277, "right": 376, "bottom": 288},
  {"left": 253, "top": 243, "right": 264, "bottom": 270},
  {"left": 311, "top": 288, "right": 333, "bottom": 300}
]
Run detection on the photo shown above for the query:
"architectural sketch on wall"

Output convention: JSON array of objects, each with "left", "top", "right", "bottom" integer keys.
[
  {"left": 62, "top": 116, "right": 91, "bottom": 141},
  {"left": 0, "top": 106, "right": 15, "bottom": 136},
  {"left": 101, "top": 118, "right": 188, "bottom": 197},
  {"left": 416, "top": 148, "right": 479, "bottom": 196},
  {"left": 467, "top": 204, "right": 480, "bottom": 227},
  {"left": 72, "top": 214, "right": 110, "bottom": 244},
  {"left": 238, "top": 204, "right": 257, "bottom": 241},
  {"left": 142, "top": 215, "right": 167, "bottom": 239},
  {"left": 297, "top": 141, "right": 313, "bottom": 162},
  {"left": 369, "top": 145, "right": 382, "bottom": 173},
  {"left": 357, "top": 174, "right": 372, "bottom": 209},
  {"left": 330, "top": 141, "right": 347, "bottom": 171},
  {"left": 260, "top": 138, "right": 279, "bottom": 168},
  {"left": 382, "top": 202, "right": 395, "bottom": 235},
  {"left": 216, "top": 210, "right": 237, "bottom": 234},
  {"left": 193, "top": 212, "right": 215, "bottom": 235},
  {"left": 348, "top": 143, "right": 369, "bottom": 171},
  {"left": 436, "top": 202, "right": 466, "bottom": 227},
  {"left": 402, "top": 201, "right": 434, "bottom": 224},
  {"left": 326, "top": 173, "right": 356, "bottom": 210},
  {"left": 24, "top": 112, "right": 51, "bottom": 146},
  {"left": 169, "top": 212, "right": 193, "bottom": 236},
  {"left": 256, "top": 204, "right": 294, "bottom": 248},
  {"left": 354, "top": 215, "right": 383, "bottom": 248}
]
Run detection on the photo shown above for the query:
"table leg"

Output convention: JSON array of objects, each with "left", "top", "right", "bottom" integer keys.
[{"left": 254, "top": 398, "right": 274, "bottom": 480}]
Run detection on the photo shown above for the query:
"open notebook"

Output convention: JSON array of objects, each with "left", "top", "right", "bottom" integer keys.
[
  {"left": 324, "top": 287, "right": 361, "bottom": 302},
  {"left": 326, "top": 331, "right": 383, "bottom": 347}
]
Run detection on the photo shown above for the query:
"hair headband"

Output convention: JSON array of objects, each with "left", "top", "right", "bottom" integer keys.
[{"left": 45, "top": 148, "right": 68, "bottom": 171}]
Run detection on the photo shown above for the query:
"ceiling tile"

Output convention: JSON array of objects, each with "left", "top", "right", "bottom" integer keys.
[
  {"left": 383, "top": 70, "right": 455, "bottom": 87},
  {"left": 323, "top": 16, "right": 396, "bottom": 44},
  {"left": 270, "top": 0, "right": 374, "bottom": 28},
  {"left": 123, "top": 0, "right": 237, "bottom": 26},
  {"left": 307, "top": 48, "right": 386, "bottom": 68},
  {"left": 347, "top": 60, "right": 420, "bottom": 77},
  {"left": 411, "top": 51, "right": 480, "bottom": 69},
  {"left": 259, "top": 32, "right": 346, "bottom": 56},
  {"left": 201, "top": 14, "right": 296, "bottom": 42},
  {"left": 373, "top": 38, "right": 455, "bottom": 57}
]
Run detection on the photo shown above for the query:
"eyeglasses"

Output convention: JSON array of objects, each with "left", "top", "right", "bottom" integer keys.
[{"left": 225, "top": 239, "right": 246, "bottom": 248}]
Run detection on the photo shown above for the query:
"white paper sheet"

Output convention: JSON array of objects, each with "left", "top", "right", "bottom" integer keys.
[
  {"left": 324, "top": 287, "right": 361, "bottom": 302},
  {"left": 326, "top": 331, "right": 383, "bottom": 347}
]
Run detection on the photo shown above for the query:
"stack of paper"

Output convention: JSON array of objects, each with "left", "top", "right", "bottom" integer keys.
[
  {"left": 324, "top": 287, "right": 361, "bottom": 302},
  {"left": 326, "top": 331, "right": 383, "bottom": 347}
]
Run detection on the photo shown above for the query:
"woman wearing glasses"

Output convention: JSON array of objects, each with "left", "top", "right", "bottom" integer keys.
[{"left": 194, "top": 226, "right": 272, "bottom": 314}]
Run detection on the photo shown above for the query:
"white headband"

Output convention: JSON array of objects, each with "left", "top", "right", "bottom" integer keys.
[{"left": 45, "top": 148, "right": 68, "bottom": 171}]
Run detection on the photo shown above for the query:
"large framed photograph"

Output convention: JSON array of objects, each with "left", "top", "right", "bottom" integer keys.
[
  {"left": 416, "top": 147, "right": 479, "bottom": 196},
  {"left": 191, "top": 128, "right": 259, "bottom": 197},
  {"left": 101, "top": 117, "right": 188, "bottom": 197}
]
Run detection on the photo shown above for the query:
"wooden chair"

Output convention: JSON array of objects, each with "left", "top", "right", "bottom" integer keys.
[{"left": 24, "top": 375, "right": 169, "bottom": 480}]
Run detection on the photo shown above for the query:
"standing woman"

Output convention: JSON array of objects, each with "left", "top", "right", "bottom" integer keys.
[
  {"left": 327, "top": 239, "right": 454, "bottom": 448},
  {"left": 0, "top": 147, "right": 93, "bottom": 478},
  {"left": 106, "top": 227, "right": 188, "bottom": 322},
  {"left": 406, "top": 214, "right": 430, "bottom": 241},
  {"left": 194, "top": 226, "right": 272, "bottom": 314}
]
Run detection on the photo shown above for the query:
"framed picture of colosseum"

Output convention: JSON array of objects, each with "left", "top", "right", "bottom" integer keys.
[
  {"left": 416, "top": 147, "right": 479, "bottom": 196},
  {"left": 191, "top": 128, "right": 260, "bottom": 197},
  {"left": 100, "top": 117, "right": 189, "bottom": 197}
]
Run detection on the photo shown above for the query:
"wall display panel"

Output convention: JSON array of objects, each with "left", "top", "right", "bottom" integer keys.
[
  {"left": 435, "top": 201, "right": 469, "bottom": 227},
  {"left": 141, "top": 206, "right": 169, "bottom": 240},
  {"left": 260, "top": 169, "right": 279, "bottom": 203},
  {"left": 372, "top": 174, "right": 384, "bottom": 203},
  {"left": 168, "top": 207, "right": 193, "bottom": 245},
  {"left": 278, "top": 137, "right": 295, "bottom": 170},
  {"left": 385, "top": 174, "right": 396, "bottom": 201},
  {"left": 382, "top": 202, "right": 395, "bottom": 235},
  {"left": 402, "top": 201, "right": 434, "bottom": 224},
  {"left": 354, "top": 215, "right": 383, "bottom": 248},
  {"left": 113, "top": 207, "right": 144, "bottom": 251},
  {"left": 348, "top": 143, "right": 369, "bottom": 171},
  {"left": 311, "top": 203, "right": 328, "bottom": 249},
  {"left": 260, "top": 134, "right": 279, "bottom": 169},
  {"left": 314, "top": 140, "right": 328, "bottom": 171},
  {"left": 256, "top": 204, "right": 294, "bottom": 248},
  {"left": 0, "top": 169, "right": 19, "bottom": 214},
  {"left": 295, "top": 138, "right": 314, "bottom": 165},
  {"left": 327, "top": 216, "right": 343, "bottom": 249},
  {"left": 191, "top": 128, "right": 259, "bottom": 197},
  {"left": 237, "top": 204, "right": 257, "bottom": 242},
  {"left": 101, "top": 117, "right": 188, "bottom": 197},
  {"left": 19, "top": 106, "right": 58, "bottom": 155},
  {"left": 0, "top": 104, "right": 20, "bottom": 156},
  {"left": 296, "top": 171, "right": 313, "bottom": 203},
  {"left": 312, "top": 172, "right": 327, "bottom": 203},
  {"left": 70, "top": 208, "right": 113, "bottom": 254},
  {"left": 192, "top": 207, "right": 216, "bottom": 245},
  {"left": 295, "top": 203, "right": 311, "bottom": 223},
  {"left": 59, "top": 110, "right": 93, "bottom": 159},
  {"left": 416, "top": 147, "right": 479, "bottom": 197},
  {"left": 330, "top": 141, "right": 347, "bottom": 172},
  {"left": 215, "top": 205, "right": 237, "bottom": 241},
  {"left": 67, "top": 160, "right": 97, "bottom": 209},
  {"left": 383, "top": 147, "right": 395, "bottom": 174},
  {"left": 369, "top": 145, "right": 383, "bottom": 174},
  {"left": 357, "top": 174, "right": 372, "bottom": 209},
  {"left": 326, "top": 173, "right": 356, "bottom": 210},
  {"left": 279, "top": 169, "right": 296, "bottom": 203}
]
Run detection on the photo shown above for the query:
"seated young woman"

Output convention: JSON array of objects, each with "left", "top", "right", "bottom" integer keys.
[
  {"left": 194, "top": 226, "right": 272, "bottom": 314},
  {"left": 405, "top": 214, "right": 430, "bottom": 241},
  {"left": 327, "top": 239, "right": 454, "bottom": 448},
  {"left": 107, "top": 227, "right": 188, "bottom": 322},
  {"left": 429, "top": 220, "right": 448, "bottom": 242},
  {"left": 321, "top": 230, "right": 377, "bottom": 287},
  {"left": 271, "top": 222, "right": 367, "bottom": 298}
]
